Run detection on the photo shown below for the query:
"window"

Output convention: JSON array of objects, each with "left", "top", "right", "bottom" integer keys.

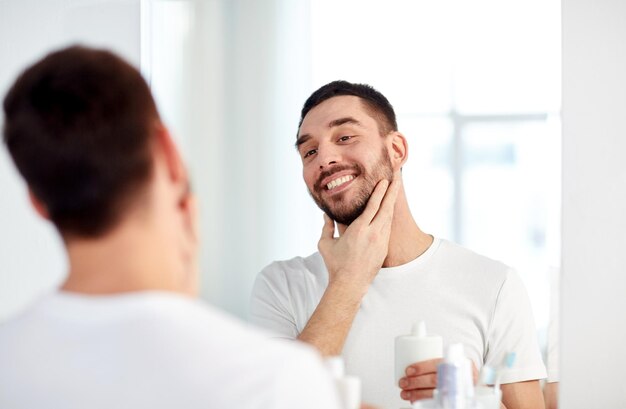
[{"left": 311, "top": 0, "right": 561, "bottom": 341}]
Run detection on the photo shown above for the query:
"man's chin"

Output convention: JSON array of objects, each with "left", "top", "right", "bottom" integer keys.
[
  {"left": 328, "top": 214, "right": 355, "bottom": 226},
  {"left": 323, "top": 204, "right": 368, "bottom": 226},
  {"left": 316, "top": 194, "right": 370, "bottom": 225}
]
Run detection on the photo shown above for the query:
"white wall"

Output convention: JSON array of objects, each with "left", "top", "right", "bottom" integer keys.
[
  {"left": 0, "top": 0, "right": 141, "bottom": 321},
  {"left": 145, "top": 0, "right": 318, "bottom": 318},
  {"left": 561, "top": 0, "right": 626, "bottom": 406},
  {"left": 189, "top": 0, "right": 318, "bottom": 318}
]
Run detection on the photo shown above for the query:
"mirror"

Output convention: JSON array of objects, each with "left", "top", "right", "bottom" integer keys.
[
  {"left": 145, "top": 0, "right": 560, "bottom": 361},
  {"left": 0, "top": 0, "right": 561, "bottom": 395}
]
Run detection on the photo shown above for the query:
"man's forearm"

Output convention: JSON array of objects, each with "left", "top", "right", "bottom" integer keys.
[
  {"left": 501, "top": 380, "right": 545, "bottom": 409},
  {"left": 301, "top": 179, "right": 398, "bottom": 355},
  {"left": 297, "top": 281, "right": 367, "bottom": 356}
]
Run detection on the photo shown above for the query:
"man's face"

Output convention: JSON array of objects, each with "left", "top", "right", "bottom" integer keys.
[{"left": 296, "top": 96, "right": 394, "bottom": 225}]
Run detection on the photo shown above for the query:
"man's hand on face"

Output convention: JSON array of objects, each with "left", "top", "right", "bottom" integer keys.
[
  {"left": 398, "top": 358, "right": 479, "bottom": 403},
  {"left": 317, "top": 173, "right": 400, "bottom": 292}
]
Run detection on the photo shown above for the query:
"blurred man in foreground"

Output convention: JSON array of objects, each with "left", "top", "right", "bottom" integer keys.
[{"left": 0, "top": 45, "right": 342, "bottom": 409}]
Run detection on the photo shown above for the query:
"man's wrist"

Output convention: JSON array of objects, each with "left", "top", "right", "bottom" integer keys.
[{"left": 326, "top": 276, "right": 370, "bottom": 301}]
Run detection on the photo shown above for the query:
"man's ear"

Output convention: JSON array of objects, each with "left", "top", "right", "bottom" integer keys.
[
  {"left": 388, "top": 131, "right": 408, "bottom": 170},
  {"left": 154, "top": 122, "right": 186, "bottom": 186},
  {"left": 153, "top": 123, "right": 200, "bottom": 296},
  {"left": 28, "top": 189, "right": 50, "bottom": 220}
]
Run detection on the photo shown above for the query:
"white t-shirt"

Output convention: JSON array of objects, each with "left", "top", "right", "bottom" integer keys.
[
  {"left": 251, "top": 237, "right": 547, "bottom": 409},
  {"left": 0, "top": 291, "right": 341, "bottom": 409}
]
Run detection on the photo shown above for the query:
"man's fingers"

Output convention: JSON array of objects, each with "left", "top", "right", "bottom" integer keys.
[
  {"left": 353, "top": 179, "right": 389, "bottom": 226},
  {"left": 370, "top": 177, "right": 400, "bottom": 229},
  {"left": 398, "top": 373, "right": 438, "bottom": 391},
  {"left": 400, "top": 388, "right": 434, "bottom": 402},
  {"left": 319, "top": 213, "right": 336, "bottom": 241},
  {"left": 405, "top": 358, "right": 442, "bottom": 376}
]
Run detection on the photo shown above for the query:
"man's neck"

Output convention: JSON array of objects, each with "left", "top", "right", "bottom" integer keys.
[
  {"left": 381, "top": 190, "right": 433, "bottom": 268},
  {"left": 61, "top": 219, "right": 183, "bottom": 295},
  {"left": 337, "top": 187, "right": 433, "bottom": 268}
]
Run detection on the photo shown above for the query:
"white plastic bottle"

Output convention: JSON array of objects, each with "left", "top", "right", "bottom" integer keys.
[
  {"left": 394, "top": 321, "right": 443, "bottom": 384},
  {"left": 324, "top": 356, "right": 361, "bottom": 409}
]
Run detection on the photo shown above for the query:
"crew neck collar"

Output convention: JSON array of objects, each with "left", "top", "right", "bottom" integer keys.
[{"left": 376, "top": 236, "right": 441, "bottom": 277}]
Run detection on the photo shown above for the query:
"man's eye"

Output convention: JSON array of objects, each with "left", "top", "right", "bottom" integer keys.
[
  {"left": 338, "top": 135, "right": 352, "bottom": 142},
  {"left": 304, "top": 148, "right": 317, "bottom": 158}
]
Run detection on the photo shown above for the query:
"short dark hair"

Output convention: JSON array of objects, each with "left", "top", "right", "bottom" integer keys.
[
  {"left": 298, "top": 80, "right": 398, "bottom": 136},
  {"left": 3, "top": 45, "right": 159, "bottom": 237}
]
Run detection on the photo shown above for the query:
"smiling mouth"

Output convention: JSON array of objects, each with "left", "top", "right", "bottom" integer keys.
[{"left": 326, "top": 175, "right": 355, "bottom": 190}]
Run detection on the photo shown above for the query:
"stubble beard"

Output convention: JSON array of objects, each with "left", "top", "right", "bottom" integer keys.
[{"left": 309, "top": 147, "right": 393, "bottom": 226}]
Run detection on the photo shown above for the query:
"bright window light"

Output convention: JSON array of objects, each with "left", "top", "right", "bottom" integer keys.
[{"left": 311, "top": 0, "right": 561, "bottom": 345}]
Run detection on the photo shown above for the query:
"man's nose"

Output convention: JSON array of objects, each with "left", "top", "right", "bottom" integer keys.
[{"left": 317, "top": 144, "right": 340, "bottom": 170}]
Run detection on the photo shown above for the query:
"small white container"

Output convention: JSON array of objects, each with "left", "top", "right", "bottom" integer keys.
[
  {"left": 394, "top": 321, "right": 443, "bottom": 383},
  {"left": 325, "top": 356, "right": 361, "bottom": 409}
]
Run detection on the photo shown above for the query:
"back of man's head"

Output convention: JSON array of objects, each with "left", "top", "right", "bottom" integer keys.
[{"left": 3, "top": 45, "right": 159, "bottom": 238}]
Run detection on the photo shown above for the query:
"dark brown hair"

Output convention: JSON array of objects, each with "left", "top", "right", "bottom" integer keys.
[
  {"left": 298, "top": 80, "right": 398, "bottom": 136},
  {"left": 3, "top": 45, "right": 159, "bottom": 237}
]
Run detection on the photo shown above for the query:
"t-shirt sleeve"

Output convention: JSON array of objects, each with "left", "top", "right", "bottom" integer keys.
[
  {"left": 250, "top": 263, "right": 300, "bottom": 339},
  {"left": 486, "top": 268, "right": 547, "bottom": 384}
]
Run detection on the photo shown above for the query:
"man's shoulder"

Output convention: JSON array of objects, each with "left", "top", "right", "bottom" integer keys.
[
  {"left": 173, "top": 298, "right": 326, "bottom": 373},
  {"left": 258, "top": 251, "right": 327, "bottom": 280},
  {"left": 0, "top": 292, "right": 336, "bottom": 408},
  {"left": 0, "top": 291, "right": 250, "bottom": 345},
  {"left": 132, "top": 293, "right": 288, "bottom": 346},
  {"left": 436, "top": 239, "right": 513, "bottom": 278}
]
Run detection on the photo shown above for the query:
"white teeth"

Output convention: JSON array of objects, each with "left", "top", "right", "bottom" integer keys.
[{"left": 326, "top": 175, "right": 355, "bottom": 190}]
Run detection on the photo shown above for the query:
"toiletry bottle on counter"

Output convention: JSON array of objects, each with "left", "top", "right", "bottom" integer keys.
[
  {"left": 394, "top": 321, "right": 443, "bottom": 383},
  {"left": 324, "top": 356, "right": 361, "bottom": 409},
  {"left": 436, "top": 343, "right": 475, "bottom": 409},
  {"left": 413, "top": 344, "right": 506, "bottom": 409}
]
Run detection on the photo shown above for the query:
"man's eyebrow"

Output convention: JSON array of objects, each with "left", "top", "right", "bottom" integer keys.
[
  {"left": 328, "top": 117, "right": 364, "bottom": 129},
  {"left": 295, "top": 117, "right": 364, "bottom": 148},
  {"left": 295, "top": 134, "right": 311, "bottom": 148}
]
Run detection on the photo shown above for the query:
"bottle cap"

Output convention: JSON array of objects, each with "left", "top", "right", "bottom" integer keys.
[
  {"left": 444, "top": 343, "right": 465, "bottom": 363},
  {"left": 324, "top": 356, "right": 345, "bottom": 378},
  {"left": 411, "top": 321, "right": 428, "bottom": 337}
]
